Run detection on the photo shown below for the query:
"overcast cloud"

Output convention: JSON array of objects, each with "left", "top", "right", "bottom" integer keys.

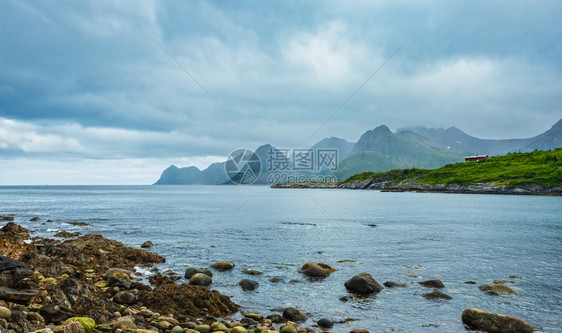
[{"left": 1, "top": 0, "right": 561, "bottom": 184}]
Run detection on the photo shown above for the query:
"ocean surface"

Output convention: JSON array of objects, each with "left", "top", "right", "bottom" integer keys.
[{"left": 0, "top": 185, "right": 560, "bottom": 332}]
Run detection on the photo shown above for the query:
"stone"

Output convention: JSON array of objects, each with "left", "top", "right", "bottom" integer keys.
[
  {"left": 62, "top": 321, "right": 85, "bottom": 333},
  {"left": 418, "top": 279, "right": 444, "bottom": 288},
  {"left": 230, "top": 327, "right": 247, "bottom": 333},
  {"left": 194, "top": 324, "right": 211, "bottom": 333},
  {"left": 190, "top": 273, "right": 212, "bottom": 286},
  {"left": 0, "top": 286, "right": 39, "bottom": 304},
  {"left": 282, "top": 307, "right": 306, "bottom": 322},
  {"left": 210, "top": 322, "right": 229, "bottom": 331},
  {"left": 0, "top": 256, "right": 35, "bottom": 288},
  {"left": 244, "top": 313, "right": 264, "bottom": 321},
  {"left": 107, "top": 271, "right": 132, "bottom": 289},
  {"left": 163, "top": 269, "right": 179, "bottom": 275},
  {"left": 113, "top": 291, "right": 137, "bottom": 305},
  {"left": 242, "top": 269, "right": 264, "bottom": 275},
  {"left": 171, "top": 326, "right": 184, "bottom": 333},
  {"left": 344, "top": 272, "right": 383, "bottom": 295},
  {"left": 210, "top": 261, "right": 235, "bottom": 271},
  {"left": 383, "top": 281, "right": 407, "bottom": 288},
  {"left": 30, "top": 217, "right": 41, "bottom": 221},
  {"left": 269, "top": 277, "right": 284, "bottom": 283},
  {"left": 103, "top": 268, "right": 131, "bottom": 279},
  {"left": 0, "top": 306, "right": 11, "bottom": 319},
  {"left": 493, "top": 280, "right": 509, "bottom": 284},
  {"left": 299, "top": 262, "right": 336, "bottom": 278},
  {"left": 40, "top": 303, "right": 74, "bottom": 323},
  {"left": 53, "top": 231, "right": 81, "bottom": 238},
  {"left": 64, "top": 317, "right": 95, "bottom": 333},
  {"left": 350, "top": 330, "right": 370, "bottom": 333},
  {"left": 279, "top": 325, "right": 297, "bottom": 333},
  {"left": 422, "top": 290, "right": 452, "bottom": 300},
  {"left": 185, "top": 267, "right": 213, "bottom": 279},
  {"left": 461, "top": 308, "right": 533, "bottom": 333},
  {"left": 0, "top": 215, "right": 14, "bottom": 222},
  {"left": 508, "top": 275, "right": 524, "bottom": 279},
  {"left": 317, "top": 318, "right": 333, "bottom": 328},
  {"left": 463, "top": 281, "right": 477, "bottom": 284},
  {"left": 238, "top": 279, "right": 259, "bottom": 291},
  {"left": 141, "top": 241, "right": 154, "bottom": 248},
  {"left": 113, "top": 316, "right": 137, "bottom": 331},
  {"left": 478, "top": 284, "right": 517, "bottom": 296}
]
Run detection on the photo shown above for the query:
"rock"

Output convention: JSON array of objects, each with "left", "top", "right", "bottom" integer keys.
[
  {"left": 282, "top": 307, "right": 307, "bottom": 322},
  {"left": 194, "top": 324, "right": 211, "bottom": 333},
  {"left": 210, "top": 261, "right": 235, "bottom": 271},
  {"left": 463, "top": 281, "right": 477, "bottom": 284},
  {"left": 405, "top": 273, "right": 419, "bottom": 278},
  {"left": 461, "top": 308, "right": 533, "bottom": 333},
  {"left": 344, "top": 272, "right": 383, "bottom": 295},
  {"left": 62, "top": 321, "right": 85, "bottom": 333},
  {"left": 0, "top": 286, "right": 39, "bottom": 304},
  {"left": 190, "top": 273, "right": 212, "bottom": 286},
  {"left": 211, "top": 322, "right": 229, "bottom": 331},
  {"left": 67, "top": 221, "right": 93, "bottom": 227},
  {"left": 0, "top": 256, "right": 35, "bottom": 288},
  {"left": 40, "top": 303, "right": 75, "bottom": 323},
  {"left": 171, "top": 326, "right": 184, "bottom": 333},
  {"left": 244, "top": 313, "right": 264, "bottom": 321},
  {"left": 418, "top": 279, "right": 445, "bottom": 288},
  {"left": 163, "top": 269, "right": 179, "bottom": 275},
  {"left": 0, "top": 222, "right": 30, "bottom": 239},
  {"left": 184, "top": 267, "right": 213, "bottom": 279},
  {"left": 238, "top": 279, "right": 259, "bottom": 291},
  {"left": 30, "top": 217, "right": 41, "bottom": 221},
  {"left": 113, "top": 291, "right": 137, "bottom": 305},
  {"left": 350, "top": 330, "right": 370, "bottom": 333},
  {"left": 493, "top": 280, "right": 509, "bottom": 284},
  {"left": 299, "top": 262, "right": 336, "bottom": 278},
  {"left": 280, "top": 324, "right": 297, "bottom": 333},
  {"left": 230, "top": 327, "right": 248, "bottom": 333},
  {"left": 242, "top": 269, "right": 264, "bottom": 275},
  {"left": 508, "top": 275, "right": 524, "bottom": 279},
  {"left": 0, "top": 306, "right": 11, "bottom": 319},
  {"left": 317, "top": 318, "right": 333, "bottom": 328},
  {"left": 422, "top": 290, "right": 452, "bottom": 300},
  {"left": 269, "top": 277, "right": 284, "bottom": 283},
  {"left": 107, "top": 270, "right": 132, "bottom": 289},
  {"left": 53, "top": 231, "right": 81, "bottom": 238},
  {"left": 64, "top": 317, "right": 95, "bottom": 333},
  {"left": 0, "top": 215, "right": 14, "bottom": 222},
  {"left": 383, "top": 281, "right": 407, "bottom": 288},
  {"left": 141, "top": 241, "right": 154, "bottom": 248},
  {"left": 478, "top": 284, "right": 517, "bottom": 296},
  {"left": 103, "top": 268, "right": 131, "bottom": 280},
  {"left": 113, "top": 316, "right": 137, "bottom": 331}
]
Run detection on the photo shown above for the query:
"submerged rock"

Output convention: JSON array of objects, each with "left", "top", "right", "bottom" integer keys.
[
  {"left": 422, "top": 290, "right": 452, "bottom": 300},
  {"left": 184, "top": 267, "right": 213, "bottom": 279},
  {"left": 461, "top": 308, "right": 533, "bottom": 333},
  {"left": 282, "top": 307, "right": 307, "bottom": 322},
  {"left": 344, "top": 272, "right": 383, "bottom": 295},
  {"left": 299, "top": 262, "right": 336, "bottom": 278},
  {"left": 317, "top": 318, "right": 334, "bottom": 328},
  {"left": 418, "top": 279, "right": 445, "bottom": 288},
  {"left": 384, "top": 281, "right": 407, "bottom": 288},
  {"left": 242, "top": 269, "right": 264, "bottom": 275},
  {"left": 210, "top": 261, "right": 235, "bottom": 271},
  {"left": 478, "top": 284, "right": 517, "bottom": 296},
  {"left": 238, "top": 279, "right": 259, "bottom": 291},
  {"left": 140, "top": 241, "right": 154, "bottom": 248}
]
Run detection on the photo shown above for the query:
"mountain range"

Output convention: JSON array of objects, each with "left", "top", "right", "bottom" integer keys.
[{"left": 154, "top": 118, "right": 562, "bottom": 185}]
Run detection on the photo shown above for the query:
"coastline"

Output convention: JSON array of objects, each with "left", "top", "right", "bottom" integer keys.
[{"left": 272, "top": 180, "right": 562, "bottom": 196}]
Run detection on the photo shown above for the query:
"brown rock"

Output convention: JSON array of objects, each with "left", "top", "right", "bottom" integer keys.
[
  {"left": 344, "top": 272, "right": 383, "bottom": 295},
  {"left": 478, "top": 284, "right": 517, "bottom": 296},
  {"left": 418, "top": 279, "right": 445, "bottom": 288},
  {"left": 461, "top": 308, "right": 533, "bottom": 333},
  {"left": 299, "top": 262, "right": 336, "bottom": 278},
  {"left": 210, "top": 261, "right": 235, "bottom": 271}
]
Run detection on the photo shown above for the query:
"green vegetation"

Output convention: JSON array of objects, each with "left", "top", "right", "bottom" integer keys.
[{"left": 342, "top": 148, "right": 562, "bottom": 187}]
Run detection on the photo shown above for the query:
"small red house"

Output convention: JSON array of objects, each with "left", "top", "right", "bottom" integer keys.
[{"left": 465, "top": 155, "right": 489, "bottom": 162}]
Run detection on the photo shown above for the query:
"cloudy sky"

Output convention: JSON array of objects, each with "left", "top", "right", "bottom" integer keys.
[{"left": 1, "top": 0, "right": 561, "bottom": 184}]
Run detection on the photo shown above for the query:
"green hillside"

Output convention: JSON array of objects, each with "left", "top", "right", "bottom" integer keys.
[{"left": 343, "top": 148, "right": 562, "bottom": 188}]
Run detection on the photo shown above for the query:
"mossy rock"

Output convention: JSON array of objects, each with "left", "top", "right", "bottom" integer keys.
[
  {"left": 64, "top": 317, "right": 95, "bottom": 333},
  {"left": 478, "top": 284, "right": 517, "bottom": 296}
]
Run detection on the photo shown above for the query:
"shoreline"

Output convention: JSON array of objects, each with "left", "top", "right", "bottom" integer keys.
[{"left": 272, "top": 180, "right": 562, "bottom": 196}]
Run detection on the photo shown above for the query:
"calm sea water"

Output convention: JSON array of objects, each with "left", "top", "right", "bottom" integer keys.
[{"left": 0, "top": 186, "right": 560, "bottom": 332}]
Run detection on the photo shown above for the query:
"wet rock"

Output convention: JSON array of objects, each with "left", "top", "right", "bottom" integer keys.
[
  {"left": 418, "top": 279, "right": 444, "bottom": 288},
  {"left": 266, "top": 314, "right": 286, "bottom": 323},
  {"left": 317, "top": 318, "right": 333, "bottom": 328},
  {"left": 0, "top": 306, "right": 11, "bottom": 319},
  {"left": 63, "top": 317, "right": 95, "bottom": 333},
  {"left": 299, "top": 262, "right": 336, "bottom": 278},
  {"left": 244, "top": 313, "right": 264, "bottom": 321},
  {"left": 269, "top": 277, "right": 284, "bottom": 283},
  {"left": 280, "top": 324, "right": 298, "bottom": 333},
  {"left": 40, "top": 303, "right": 75, "bottom": 323},
  {"left": 383, "top": 281, "right": 407, "bottom": 288},
  {"left": 107, "top": 270, "right": 132, "bottom": 289},
  {"left": 461, "top": 308, "right": 533, "bottom": 333},
  {"left": 422, "top": 290, "right": 452, "bottom": 300},
  {"left": 242, "top": 269, "right": 264, "bottom": 275},
  {"left": 113, "top": 291, "right": 137, "bottom": 305},
  {"left": 0, "top": 256, "right": 35, "bottom": 288},
  {"left": 230, "top": 326, "right": 248, "bottom": 333},
  {"left": 508, "top": 275, "right": 524, "bottom": 279},
  {"left": 53, "top": 231, "right": 81, "bottom": 238},
  {"left": 103, "top": 268, "right": 131, "bottom": 280},
  {"left": 350, "top": 330, "right": 370, "bottom": 333},
  {"left": 238, "top": 279, "right": 259, "bottom": 291},
  {"left": 405, "top": 273, "right": 419, "bottom": 278},
  {"left": 67, "top": 222, "right": 93, "bottom": 227},
  {"left": 140, "top": 241, "right": 154, "bottom": 248},
  {"left": 463, "top": 281, "right": 477, "bottom": 284},
  {"left": 282, "top": 307, "right": 306, "bottom": 322},
  {"left": 344, "top": 272, "right": 383, "bottom": 295},
  {"left": 194, "top": 324, "right": 211, "bottom": 333},
  {"left": 478, "top": 284, "right": 517, "bottom": 296},
  {"left": 190, "top": 273, "right": 212, "bottom": 287},
  {"left": 0, "top": 286, "right": 39, "bottom": 304},
  {"left": 184, "top": 267, "right": 213, "bottom": 279},
  {"left": 113, "top": 315, "right": 137, "bottom": 331},
  {"left": 493, "top": 280, "right": 509, "bottom": 284},
  {"left": 62, "top": 321, "right": 85, "bottom": 333},
  {"left": 149, "top": 273, "right": 176, "bottom": 287},
  {"left": 0, "top": 215, "right": 14, "bottom": 222},
  {"left": 163, "top": 269, "right": 179, "bottom": 276},
  {"left": 211, "top": 322, "right": 229, "bottom": 331},
  {"left": 30, "top": 217, "right": 41, "bottom": 221},
  {"left": 210, "top": 261, "right": 235, "bottom": 271}
]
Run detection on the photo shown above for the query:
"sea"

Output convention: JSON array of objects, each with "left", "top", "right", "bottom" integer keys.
[{"left": 0, "top": 185, "right": 560, "bottom": 332}]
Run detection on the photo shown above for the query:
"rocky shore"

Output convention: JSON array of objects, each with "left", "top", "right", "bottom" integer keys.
[
  {"left": 0, "top": 217, "right": 536, "bottom": 332},
  {"left": 272, "top": 179, "right": 562, "bottom": 195}
]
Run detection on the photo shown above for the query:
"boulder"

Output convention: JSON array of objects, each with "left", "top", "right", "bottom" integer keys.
[
  {"left": 299, "top": 262, "right": 336, "bottom": 278},
  {"left": 140, "top": 241, "right": 154, "bottom": 248},
  {"left": 40, "top": 303, "right": 75, "bottom": 323},
  {"left": 103, "top": 268, "right": 131, "bottom": 280},
  {"left": 418, "top": 279, "right": 444, "bottom": 288},
  {"left": 211, "top": 322, "right": 229, "bottom": 331},
  {"left": 383, "top": 281, "right": 407, "bottom": 288},
  {"left": 210, "top": 261, "right": 235, "bottom": 271},
  {"left": 317, "top": 318, "right": 334, "bottom": 328},
  {"left": 280, "top": 324, "right": 298, "bottom": 333},
  {"left": 113, "top": 291, "right": 137, "bottom": 305},
  {"left": 0, "top": 256, "right": 35, "bottom": 288},
  {"left": 0, "top": 306, "right": 11, "bottom": 319},
  {"left": 230, "top": 326, "right": 248, "bottom": 333},
  {"left": 242, "top": 269, "right": 264, "bottom": 275},
  {"left": 194, "top": 324, "right": 211, "bottom": 333},
  {"left": 190, "top": 273, "right": 212, "bottom": 287},
  {"left": 30, "top": 217, "right": 41, "bottom": 221},
  {"left": 107, "top": 270, "right": 132, "bottom": 289},
  {"left": 478, "top": 284, "right": 517, "bottom": 296},
  {"left": 184, "top": 267, "right": 213, "bottom": 279},
  {"left": 113, "top": 316, "right": 137, "bottom": 331},
  {"left": 53, "top": 231, "right": 81, "bottom": 238},
  {"left": 238, "top": 279, "right": 259, "bottom": 291},
  {"left": 282, "top": 307, "right": 306, "bottom": 322},
  {"left": 344, "top": 272, "right": 383, "bottom": 295},
  {"left": 0, "top": 286, "right": 39, "bottom": 304},
  {"left": 63, "top": 317, "right": 95, "bottom": 333},
  {"left": 422, "top": 290, "right": 452, "bottom": 300},
  {"left": 461, "top": 308, "right": 533, "bottom": 333}
]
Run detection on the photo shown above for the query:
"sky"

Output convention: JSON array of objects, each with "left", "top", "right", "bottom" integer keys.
[{"left": 1, "top": 0, "right": 561, "bottom": 185}]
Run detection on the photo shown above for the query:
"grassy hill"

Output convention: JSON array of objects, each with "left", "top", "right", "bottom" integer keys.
[{"left": 343, "top": 148, "right": 562, "bottom": 188}]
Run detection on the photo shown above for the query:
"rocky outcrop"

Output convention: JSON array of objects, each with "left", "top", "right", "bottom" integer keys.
[{"left": 462, "top": 308, "right": 533, "bottom": 332}]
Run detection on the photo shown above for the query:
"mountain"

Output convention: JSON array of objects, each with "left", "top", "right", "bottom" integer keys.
[
  {"left": 154, "top": 118, "right": 562, "bottom": 185},
  {"left": 398, "top": 119, "right": 562, "bottom": 155}
]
